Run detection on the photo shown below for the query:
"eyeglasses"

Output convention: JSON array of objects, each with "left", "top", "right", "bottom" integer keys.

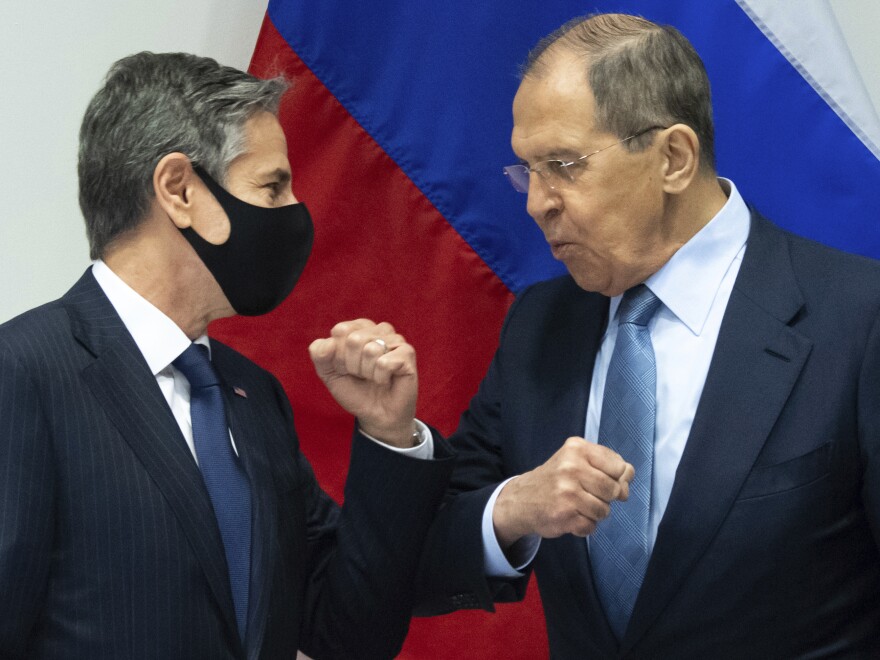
[{"left": 502, "top": 126, "right": 667, "bottom": 193}]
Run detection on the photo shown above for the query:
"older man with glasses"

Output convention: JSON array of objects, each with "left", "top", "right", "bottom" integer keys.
[{"left": 415, "top": 12, "right": 880, "bottom": 658}]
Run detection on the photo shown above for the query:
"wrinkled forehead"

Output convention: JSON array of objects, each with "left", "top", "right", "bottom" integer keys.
[{"left": 511, "top": 55, "right": 600, "bottom": 158}]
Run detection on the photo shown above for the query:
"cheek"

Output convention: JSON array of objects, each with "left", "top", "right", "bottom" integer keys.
[
  {"left": 567, "top": 196, "right": 623, "bottom": 252},
  {"left": 193, "top": 201, "right": 232, "bottom": 245},
  {"left": 604, "top": 180, "right": 664, "bottom": 242}
]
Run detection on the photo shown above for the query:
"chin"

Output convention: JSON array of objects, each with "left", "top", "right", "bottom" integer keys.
[
  {"left": 570, "top": 271, "right": 604, "bottom": 294},
  {"left": 205, "top": 301, "right": 236, "bottom": 325}
]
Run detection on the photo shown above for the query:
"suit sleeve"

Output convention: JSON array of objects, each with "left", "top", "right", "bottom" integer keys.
[
  {"left": 0, "top": 347, "right": 54, "bottom": 657},
  {"left": 414, "top": 292, "right": 534, "bottom": 615},
  {"left": 268, "top": 378, "right": 455, "bottom": 660},
  {"left": 859, "top": 310, "right": 880, "bottom": 548}
]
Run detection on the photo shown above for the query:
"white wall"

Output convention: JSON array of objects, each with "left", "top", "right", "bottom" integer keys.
[
  {"left": 0, "top": 0, "right": 267, "bottom": 322},
  {"left": 1, "top": 1, "right": 879, "bottom": 322}
]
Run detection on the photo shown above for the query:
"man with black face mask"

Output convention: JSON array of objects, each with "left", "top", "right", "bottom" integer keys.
[{"left": 0, "top": 52, "right": 454, "bottom": 660}]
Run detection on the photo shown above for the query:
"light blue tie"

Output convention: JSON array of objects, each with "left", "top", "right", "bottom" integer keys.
[
  {"left": 591, "top": 284, "right": 661, "bottom": 640},
  {"left": 174, "top": 343, "right": 252, "bottom": 645}
]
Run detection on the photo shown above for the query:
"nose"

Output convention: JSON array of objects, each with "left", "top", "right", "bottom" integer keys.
[{"left": 525, "top": 173, "right": 560, "bottom": 225}]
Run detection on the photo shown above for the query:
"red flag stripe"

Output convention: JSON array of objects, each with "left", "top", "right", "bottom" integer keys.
[{"left": 211, "top": 15, "right": 547, "bottom": 659}]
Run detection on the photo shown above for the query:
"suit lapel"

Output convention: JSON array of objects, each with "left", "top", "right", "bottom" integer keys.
[
  {"left": 215, "top": 353, "right": 277, "bottom": 660},
  {"left": 622, "top": 213, "right": 813, "bottom": 652},
  {"left": 530, "top": 283, "right": 621, "bottom": 649},
  {"left": 529, "top": 283, "right": 607, "bottom": 466},
  {"left": 64, "top": 270, "right": 241, "bottom": 648}
]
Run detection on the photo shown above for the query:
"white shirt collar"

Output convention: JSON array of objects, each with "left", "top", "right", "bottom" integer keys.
[
  {"left": 91, "top": 259, "right": 209, "bottom": 375},
  {"left": 608, "top": 178, "right": 751, "bottom": 335}
]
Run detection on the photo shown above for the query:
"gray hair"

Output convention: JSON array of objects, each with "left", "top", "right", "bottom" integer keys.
[
  {"left": 521, "top": 14, "right": 716, "bottom": 172},
  {"left": 78, "top": 51, "right": 289, "bottom": 259}
]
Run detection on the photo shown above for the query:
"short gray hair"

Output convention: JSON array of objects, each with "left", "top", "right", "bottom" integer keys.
[
  {"left": 521, "top": 14, "right": 715, "bottom": 173},
  {"left": 78, "top": 51, "right": 289, "bottom": 259}
]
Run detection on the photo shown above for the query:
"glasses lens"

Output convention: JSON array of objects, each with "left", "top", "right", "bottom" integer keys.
[
  {"left": 543, "top": 160, "right": 572, "bottom": 184},
  {"left": 503, "top": 165, "right": 530, "bottom": 193}
]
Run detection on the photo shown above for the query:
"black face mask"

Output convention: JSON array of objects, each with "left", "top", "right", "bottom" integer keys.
[{"left": 180, "top": 165, "right": 314, "bottom": 316}]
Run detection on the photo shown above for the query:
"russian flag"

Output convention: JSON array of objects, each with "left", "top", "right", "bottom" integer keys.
[{"left": 212, "top": 1, "right": 880, "bottom": 657}]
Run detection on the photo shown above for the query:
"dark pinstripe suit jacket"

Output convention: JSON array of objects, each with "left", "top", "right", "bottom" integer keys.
[{"left": 0, "top": 268, "right": 453, "bottom": 660}]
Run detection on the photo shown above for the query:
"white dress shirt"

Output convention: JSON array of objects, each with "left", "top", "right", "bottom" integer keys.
[
  {"left": 484, "top": 179, "right": 751, "bottom": 576},
  {"left": 93, "top": 260, "right": 214, "bottom": 462},
  {"left": 92, "top": 259, "right": 432, "bottom": 461}
]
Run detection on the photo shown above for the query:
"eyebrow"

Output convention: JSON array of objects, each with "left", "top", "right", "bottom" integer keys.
[
  {"left": 261, "top": 168, "right": 292, "bottom": 185},
  {"left": 542, "top": 148, "right": 583, "bottom": 160},
  {"left": 518, "top": 149, "right": 583, "bottom": 166}
]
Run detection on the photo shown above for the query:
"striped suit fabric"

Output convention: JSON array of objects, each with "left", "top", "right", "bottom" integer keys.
[{"left": 0, "top": 268, "right": 453, "bottom": 659}]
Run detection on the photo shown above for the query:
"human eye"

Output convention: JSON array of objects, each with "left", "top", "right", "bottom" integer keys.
[
  {"left": 541, "top": 159, "right": 567, "bottom": 178},
  {"left": 561, "top": 158, "right": 586, "bottom": 174},
  {"left": 263, "top": 180, "right": 284, "bottom": 200},
  {"left": 259, "top": 169, "right": 292, "bottom": 203}
]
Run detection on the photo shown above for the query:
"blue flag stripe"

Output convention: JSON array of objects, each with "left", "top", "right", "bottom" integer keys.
[{"left": 268, "top": 0, "right": 880, "bottom": 293}]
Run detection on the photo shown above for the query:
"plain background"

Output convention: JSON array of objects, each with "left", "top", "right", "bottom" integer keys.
[
  {"left": 0, "top": 0, "right": 266, "bottom": 322},
  {"left": 1, "top": 0, "right": 879, "bottom": 322}
]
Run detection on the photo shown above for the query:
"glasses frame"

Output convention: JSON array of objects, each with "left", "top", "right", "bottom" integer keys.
[{"left": 503, "top": 125, "right": 668, "bottom": 193}]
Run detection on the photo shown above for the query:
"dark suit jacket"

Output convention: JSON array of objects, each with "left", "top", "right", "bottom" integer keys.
[
  {"left": 0, "top": 269, "right": 454, "bottom": 660},
  {"left": 416, "top": 212, "right": 880, "bottom": 658}
]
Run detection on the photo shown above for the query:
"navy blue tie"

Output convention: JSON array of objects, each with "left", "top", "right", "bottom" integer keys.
[
  {"left": 174, "top": 343, "right": 251, "bottom": 644},
  {"left": 591, "top": 284, "right": 661, "bottom": 640}
]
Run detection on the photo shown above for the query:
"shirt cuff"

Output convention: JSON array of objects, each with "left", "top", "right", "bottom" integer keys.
[
  {"left": 360, "top": 420, "right": 434, "bottom": 459},
  {"left": 482, "top": 477, "right": 541, "bottom": 577}
]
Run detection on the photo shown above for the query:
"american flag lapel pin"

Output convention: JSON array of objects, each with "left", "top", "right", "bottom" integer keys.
[{"left": 233, "top": 386, "right": 248, "bottom": 399}]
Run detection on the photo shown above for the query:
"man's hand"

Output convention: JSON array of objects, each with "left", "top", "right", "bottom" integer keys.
[
  {"left": 493, "top": 438, "right": 634, "bottom": 549},
  {"left": 309, "top": 319, "right": 418, "bottom": 448}
]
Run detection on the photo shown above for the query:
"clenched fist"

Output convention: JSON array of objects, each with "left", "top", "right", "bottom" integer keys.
[
  {"left": 493, "top": 437, "right": 634, "bottom": 548},
  {"left": 309, "top": 319, "right": 418, "bottom": 448}
]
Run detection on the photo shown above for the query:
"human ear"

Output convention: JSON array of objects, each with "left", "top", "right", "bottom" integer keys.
[
  {"left": 659, "top": 124, "right": 700, "bottom": 194},
  {"left": 153, "top": 152, "right": 197, "bottom": 229},
  {"left": 154, "top": 154, "right": 231, "bottom": 244}
]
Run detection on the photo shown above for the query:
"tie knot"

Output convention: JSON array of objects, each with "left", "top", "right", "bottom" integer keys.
[
  {"left": 618, "top": 284, "right": 661, "bottom": 327},
  {"left": 172, "top": 343, "right": 220, "bottom": 389}
]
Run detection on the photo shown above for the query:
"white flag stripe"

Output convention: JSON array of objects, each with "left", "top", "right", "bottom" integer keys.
[{"left": 738, "top": 0, "right": 880, "bottom": 160}]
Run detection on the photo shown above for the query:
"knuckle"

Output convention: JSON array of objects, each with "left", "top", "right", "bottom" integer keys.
[
  {"left": 584, "top": 442, "right": 609, "bottom": 463},
  {"left": 556, "top": 459, "right": 574, "bottom": 478},
  {"left": 547, "top": 509, "right": 570, "bottom": 529},
  {"left": 330, "top": 321, "right": 351, "bottom": 337},
  {"left": 345, "top": 330, "right": 367, "bottom": 348},
  {"left": 552, "top": 479, "right": 576, "bottom": 500},
  {"left": 563, "top": 437, "right": 583, "bottom": 451},
  {"left": 364, "top": 341, "right": 384, "bottom": 356}
]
